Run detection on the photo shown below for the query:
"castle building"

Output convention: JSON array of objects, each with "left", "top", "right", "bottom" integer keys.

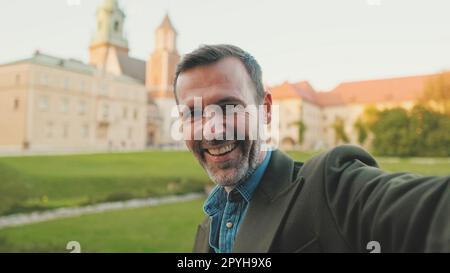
[
  {"left": 270, "top": 74, "right": 434, "bottom": 150},
  {"left": 0, "top": 0, "right": 181, "bottom": 153},
  {"left": 0, "top": 0, "right": 441, "bottom": 153}
]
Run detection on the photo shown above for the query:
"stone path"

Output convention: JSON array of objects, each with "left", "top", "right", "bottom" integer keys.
[{"left": 0, "top": 192, "right": 203, "bottom": 230}]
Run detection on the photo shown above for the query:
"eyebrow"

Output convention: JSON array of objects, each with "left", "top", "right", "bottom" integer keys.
[
  {"left": 185, "top": 96, "right": 246, "bottom": 110},
  {"left": 214, "top": 97, "right": 246, "bottom": 106}
]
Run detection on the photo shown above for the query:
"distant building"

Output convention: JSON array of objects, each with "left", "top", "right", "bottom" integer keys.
[
  {"left": 0, "top": 0, "right": 443, "bottom": 153},
  {"left": 271, "top": 75, "right": 434, "bottom": 150},
  {"left": 0, "top": 0, "right": 180, "bottom": 153},
  {"left": 0, "top": 51, "right": 148, "bottom": 152},
  {"left": 88, "top": 0, "right": 181, "bottom": 148}
]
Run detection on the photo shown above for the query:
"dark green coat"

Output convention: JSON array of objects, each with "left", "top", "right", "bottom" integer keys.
[{"left": 193, "top": 145, "right": 450, "bottom": 253}]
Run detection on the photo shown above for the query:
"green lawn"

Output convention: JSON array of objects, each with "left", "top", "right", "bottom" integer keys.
[
  {"left": 0, "top": 151, "right": 210, "bottom": 215},
  {"left": 0, "top": 150, "right": 448, "bottom": 216},
  {"left": 287, "top": 151, "right": 450, "bottom": 176},
  {"left": 0, "top": 198, "right": 205, "bottom": 253},
  {"left": 0, "top": 149, "right": 448, "bottom": 253}
]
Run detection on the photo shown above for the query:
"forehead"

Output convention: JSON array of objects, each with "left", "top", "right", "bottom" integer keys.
[{"left": 176, "top": 57, "right": 254, "bottom": 106}]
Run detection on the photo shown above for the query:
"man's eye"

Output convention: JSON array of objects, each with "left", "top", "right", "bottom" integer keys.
[{"left": 221, "top": 104, "right": 238, "bottom": 112}]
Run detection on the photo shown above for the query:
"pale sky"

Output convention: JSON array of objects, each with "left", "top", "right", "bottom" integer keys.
[{"left": 1, "top": 0, "right": 449, "bottom": 90}]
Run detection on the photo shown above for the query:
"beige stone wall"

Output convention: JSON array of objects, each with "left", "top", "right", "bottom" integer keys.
[
  {"left": 0, "top": 62, "right": 147, "bottom": 153},
  {"left": 0, "top": 63, "right": 30, "bottom": 151},
  {"left": 0, "top": 59, "right": 422, "bottom": 154},
  {"left": 146, "top": 50, "right": 180, "bottom": 93},
  {"left": 301, "top": 100, "right": 324, "bottom": 150},
  {"left": 274, "top": 98, "right": 325, "bottom": 150},
  {"left": 273, "top": 98, "right": 302, "bottom": 150},
  {"left": 274, "top": 97, "right": 417, "bottom": 151},
  {"left": 152, "top": 97, "right": 184, "bottom": 148},
  {"left": 28, "top": 65, "right": 95, "bottom": 151}
]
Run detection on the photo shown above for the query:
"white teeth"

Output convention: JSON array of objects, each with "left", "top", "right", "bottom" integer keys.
[{"left": 207, "top": 143, "right": 236, "bottom": 156}]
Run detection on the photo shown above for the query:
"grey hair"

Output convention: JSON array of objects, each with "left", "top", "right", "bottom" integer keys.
[{"left": 173, "top": 44, "right": 265, "bottom": 103}]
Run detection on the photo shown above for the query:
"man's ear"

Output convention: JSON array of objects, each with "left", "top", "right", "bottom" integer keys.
[{"left": 262, "top": 90, "right": 272, "bottom": 124}]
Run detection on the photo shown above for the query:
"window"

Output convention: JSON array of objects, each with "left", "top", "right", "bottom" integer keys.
[
  {"left": 133, "top": 109, "right": 139, "bottom": 120},
  {"left": 114, "top": 21, "right": 119, "bottom": 32},
  {"left": 103, "top": 104, "right": 109, "bottom": 119},
  {"left": 46, "top": 122, "right": 53, "bottom": 138},
  {"left": 128, "top": 127, "right": 133, "bottom": 138},
  {"left": 123, "top": 107, "right": 128, "bottom": 119},
  {"left": 80, "top": 80, "right": 86, "bottom": 92},
  {"left": 62, "top": 124, "right": 69, "bottom": 138},
  {"left": 100, "top": 83, "right": 108, "bottom": 94},
  {"left": 41, "top": 74, "right": 49, "bottom": 86},
  {"left": 39, "top": 97, "right": 49, "bottom": 110},
  {"left": 78, "top": 101, "right": 86, "bottom": 115},
  {"left": 13, "top": 98, "right": 19, "bottom": 110},
  {"left": 64, "top": 78, "right": 70, "bottom": 90},
  {"left": 97, "top": 123, "right": 108, "bottom": 140},
  {"left": 81, "top": 125, "right": 89, "bottom": 138},
  {"left": 60, "top": 98, "right": 69, "bottom": 113},
  {"left": 15, "top": 74, "right": 20, "bottom": 86}
]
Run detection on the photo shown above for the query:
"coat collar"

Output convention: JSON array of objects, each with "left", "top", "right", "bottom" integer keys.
[{"left": 233, "top": 149, "right": 304, "bottom": 252}]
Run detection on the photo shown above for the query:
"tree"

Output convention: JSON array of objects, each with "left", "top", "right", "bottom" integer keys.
[
  {"left": 291, "top": 120, "right": 307, "bottom": 145},
  {"left": 351, "top": 76, "right": 450, "bottom": 157},
  {"left": 419, "top": 71, "right": 450, "bottom": 116},
  {"left": 358, "top": 105, "right": 450, "bottom": 157},
  {"left": 361, "top": 105, "right": 380, "bottom": 128},
  {"left": 409, "top": 105, "right": 450, "bottom": 156},
  {"left": 369, "top": 107, "right": 412, "bottom": 156},
  {"left": 331, "top": 116, "right": 349, "bottom": 145},
  {"left": 353, "top": 117, "right": 368, "bottom": 145}
]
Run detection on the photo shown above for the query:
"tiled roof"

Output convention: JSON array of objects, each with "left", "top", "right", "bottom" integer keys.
[
  {"left": 328, "top": 75, "right": 431, "bottom": 105},
  {"left": 270, "top": 74, "right": 434, "bottom": 106},
  {"left": 3, "top": 51, "right": 143, "bottom": 84},
  {"left": 28, "top": 51, "right": 96, "bottom": 74},
  {"left": 270, "top": 82, "right": 300, "bottom": 100}
]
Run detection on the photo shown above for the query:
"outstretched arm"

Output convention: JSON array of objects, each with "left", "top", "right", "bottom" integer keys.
[{"left": 324, "top": 145, "right": 450, "bottom": 252}]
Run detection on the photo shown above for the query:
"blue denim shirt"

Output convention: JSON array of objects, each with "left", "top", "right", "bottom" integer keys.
[{"left": 203, "top": 150, "right": 272, "bottom": 253}]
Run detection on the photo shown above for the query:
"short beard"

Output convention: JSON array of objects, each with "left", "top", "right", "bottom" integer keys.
[{"left": 203, "top": 139, "right": 262, "bottom": 188}]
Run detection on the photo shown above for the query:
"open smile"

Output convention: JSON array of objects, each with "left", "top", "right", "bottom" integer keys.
[
  {"left": 204, "top": 142, "right": 238, "bottom": 156},
  {"left": 201, "top": 141, "right": 241, "bottom": 163}
]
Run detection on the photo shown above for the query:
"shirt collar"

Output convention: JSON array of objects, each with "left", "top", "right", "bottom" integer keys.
[{"left": 204, "top": 150, "right": 272, "bottom": 216}]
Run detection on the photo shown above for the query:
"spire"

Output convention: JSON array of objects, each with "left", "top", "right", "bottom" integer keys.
[
  {"left": 154, "top": 14, "right": 177, "bottom": 51},
  {"left": 103, "top": 0, "right": 119, "bottom": 10},
  {"left": 146, "top": 13, "right": 180, "bottom": 95},
  {"left": 90, "top": 0, "right": 128, "bottom": 50},
  {"left": 158, "top": 13, "right": 177, "bottom": 34}
]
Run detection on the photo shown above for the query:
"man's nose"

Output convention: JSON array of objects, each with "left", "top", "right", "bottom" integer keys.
[{"left": 202, "top": 114, "right": 227, "bottom": 141}]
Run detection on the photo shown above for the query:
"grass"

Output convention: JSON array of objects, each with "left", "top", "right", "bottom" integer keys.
[
  {"left": 0, "top": 150, "right": 448, "bottom": 216},
  {"left": 0, "top": 149, "right": 448, "bottom": 253},
  {"left": 0, "top": 151, "right": 210, "bottom": 215},
  {"left": 287, "top": 151, "right": 450, "bottom": 176},
  {"left": 0, "top": 198, "right": 205, "bottom": 253}
]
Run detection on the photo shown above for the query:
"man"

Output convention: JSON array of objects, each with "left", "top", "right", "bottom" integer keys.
[{"left": 173, "top": 44, "right": 450, "bottom": 253}]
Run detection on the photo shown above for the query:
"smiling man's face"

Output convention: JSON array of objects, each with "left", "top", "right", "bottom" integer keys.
[{"left": 175, "top": 57, "right": 270, "bottom": 191}]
